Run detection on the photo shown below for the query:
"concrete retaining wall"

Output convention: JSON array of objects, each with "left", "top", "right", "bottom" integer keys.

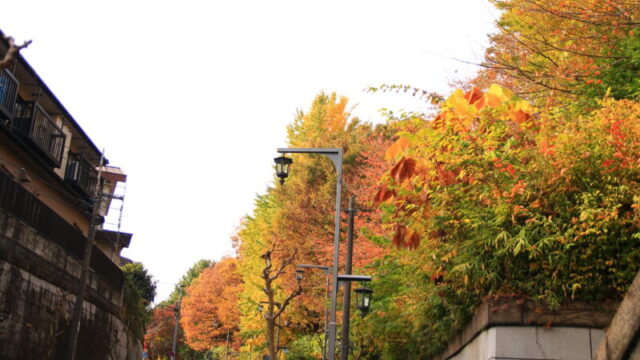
[
  {"left": 437, "top": 299, "right": 617, "bottom": 360},
  {"left": 0, "top": 208, "right": 137, "bottom": 359}
]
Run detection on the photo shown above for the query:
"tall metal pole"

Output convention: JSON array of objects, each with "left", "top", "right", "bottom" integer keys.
[
  {"left": 277, "top": 148, "right": 343, "bottom": 360},
  {"left": 327, "top": 152, "right": 342, "bottom": 360},
  {"left": 67, "top": 151, "right": 104, "bottom": 360},
  {"left": 225, "top": 327, "right": 230, "bottom": 360},
  {"left": 295, "top": 264, "right": 330, "bottom": 359},
  {"left": 324, "top": 270, "right": 330, "bottom": 360},
  {"left": 340, "top": 197, "right": 356, "bottom": 360},
  {"left": 171, "top": 295, "right": 182, "bottom": 360}
]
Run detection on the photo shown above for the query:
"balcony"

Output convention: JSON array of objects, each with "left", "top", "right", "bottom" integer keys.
[
  {"left": 0, "top": 69, "right": 19, "bottom": 126},
  {"left": 12, "top": 101, "right": 65, "bottom": 167},
  {"left": 65, "top": 154, "right": 98, "bottom": 197},
  {"left": 0, "top": 170, "right": 124, "bottom": 292}
]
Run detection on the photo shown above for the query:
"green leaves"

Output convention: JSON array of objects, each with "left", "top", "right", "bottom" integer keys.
[{"left": 363, "top": 85, "right": 640, "bottom": 357}]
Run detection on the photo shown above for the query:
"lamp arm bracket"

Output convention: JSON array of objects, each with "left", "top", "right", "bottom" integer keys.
[{"left": 277, "top": 148, "right": 343, "bottom": 173}]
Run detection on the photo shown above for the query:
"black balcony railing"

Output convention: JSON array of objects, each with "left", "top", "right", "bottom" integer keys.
[
  {"left": 12, "top": 101, "right": 65, "bottom": 167},
  {"left": 0, "top": 69, "right": 19, "bottom": 126},
  {"left": 0, "top": 171, "right": 123, "bottom": 291},
  {"left": 65, "top": 154, "right": 98, "bottom": 197}
]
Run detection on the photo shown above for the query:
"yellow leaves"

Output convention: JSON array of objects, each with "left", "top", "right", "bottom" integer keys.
[
  {"left": 446, "top": 89, "right": 479, "bottom": 122},
  {"left": 325, "top": 95, "right": 349, "bottom": 132},
  {"left": 570, "top": 283, "right": 582, "bottom": 299},
  {"left": 441, "top": 249, "right": 458, "bottom": 263},
  {"left": 385, "top": 137, "right": 409, "bottom": 161},
  {"left": 437, "top": 85, "right": 533, "bottom": 136},
  {"left": 485, "top": 84, "right": 513, "bottom": 107}
]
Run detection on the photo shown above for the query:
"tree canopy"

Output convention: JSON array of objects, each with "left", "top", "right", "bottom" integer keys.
[{"left": 145, "top": 1, "right": 640, "bottom": 359}]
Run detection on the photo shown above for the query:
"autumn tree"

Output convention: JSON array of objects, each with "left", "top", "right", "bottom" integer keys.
[
  {"left": 237, "top": 92, "right": 391, "bottom": 358},
  {"left": 363, "top": 85, "right": 640, "bottom": 358},
  {"left": 180, "top": 257, "right": 243, "bottom": 353},
  {"left": 145, "top": 307, "right": 176, "bottom": 359},
  {"left": 260, "top": 239, "right": 303, "bottom": 360},
  {"left": 162, "top": 259, "right": 212, "bottom": 306},
  {"left": 237, "top": 94, "right": 361, "bottom": 344},
  {"left": 145, "top": 259, "right": 212, "bottom": 360},
  {"left": 476, "top": 0, "right": 640, "bottom": 106}
]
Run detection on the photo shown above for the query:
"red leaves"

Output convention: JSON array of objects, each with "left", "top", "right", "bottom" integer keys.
[
  {"left": 435, "top": 163, "right": 459, "bottom": 186},
  {"left": 465, "top": 87, "right": 483, "bottom": 104},
  {"left": 392, "top": 225, "right": 420, "bottom": 249},
  {"left": 464, "top": 87, "right": 486, "bottom": 109},
  {"left": 373, "top": 186, "right": 395, "bottom": 204},
  {"left": 510, "top": 110, "right": 530, "bottom": 124},
  {"left": 431, "top": 270, "right": 445, "bottom": 285},
  {"left": 390, "top": 157, "right": 417, "bottom": 182}
]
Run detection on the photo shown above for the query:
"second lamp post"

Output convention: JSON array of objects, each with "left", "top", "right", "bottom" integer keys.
[{"left": 275, "top": 148, "right": 343, "bottom": 360}]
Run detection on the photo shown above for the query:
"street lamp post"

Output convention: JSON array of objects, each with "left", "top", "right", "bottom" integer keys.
[
  {"left": 296, "top": 264, "right": 331, "bottom": 359},
  {"left": 336, "top": 275, "right": 373, "bottom": 319},
  {"left": 354, "top": 286, "right": 373, "bottom": 318},
  {"left": 171, "top": 288, "right": 184, "bottom": 360},
  {"left": 340, "top": 196, "right": 357, "bottom": 360},
  {"left": 275, "top": 147, "right": 343, "bottom": 360}
]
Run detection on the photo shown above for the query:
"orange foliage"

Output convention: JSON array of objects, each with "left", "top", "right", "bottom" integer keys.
[
  {"left": 377, "top": 85, "right": 537, "bottom": 248},
  {"left": 344, "top": 131, "right": 393, "bottom": 266},
  {"left": 477, "top": 0, "right": 640, "bottom": 104},
  {"left": 180, "top": 258, "right": 243, "bottom": 351},
  {"left": 145, "top": 307, "right": 177, "bottom": 359}
]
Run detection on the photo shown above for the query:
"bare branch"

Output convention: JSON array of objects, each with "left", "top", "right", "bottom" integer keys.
[
  {"left": 274, "top": 282, "right": 303, "bottom": 320},
  {"left": 268, "top": 248, "right": 298, "bottom": 282},
  {"left": 0, "top": 36, "right": 32, "bottom": 70}
]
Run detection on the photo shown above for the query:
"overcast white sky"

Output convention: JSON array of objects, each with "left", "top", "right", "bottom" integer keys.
[{"left": 1, "top": 0, "right": 499, "bottom": 302}]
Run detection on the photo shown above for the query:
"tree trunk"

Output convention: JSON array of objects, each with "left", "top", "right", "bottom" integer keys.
[{"left": 266, "top": 318, "right": 277, "bottom": 360}]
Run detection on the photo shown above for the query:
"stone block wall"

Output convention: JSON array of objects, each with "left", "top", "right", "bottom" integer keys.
[{"left": 0, "top": 208, "right": 136, "bottom": 359}]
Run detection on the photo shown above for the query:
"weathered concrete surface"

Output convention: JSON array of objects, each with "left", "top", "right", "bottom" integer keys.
[
  {"left": 593, "top": 270, "right": 640, "bottom": 360},
  {"left": 0, "top": 208, "right": 138, "bottom": 360},
  {"left": 436, "top": 298, "right": 617, "bottom": 360},
  {"left": 449, "top": 326, "right": 605, "bottom": 360}
]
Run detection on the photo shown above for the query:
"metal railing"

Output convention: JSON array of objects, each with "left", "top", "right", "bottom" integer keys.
[
  {"left": 0, "top": 69, "right": 19, "bottom": 126},
  {"left": 13, "top": 101, "right": 65, "bottom": 167},
  {"left": 65, "top": 154, "right": 98, "bottom": 197},
  {"left": 0, "top": 171, "right": 123, "bottom": 290}
]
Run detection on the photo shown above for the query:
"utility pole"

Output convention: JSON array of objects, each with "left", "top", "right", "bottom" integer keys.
[
  {"left": 225, "top": 327, "right": 230, "bottom": 360},
  {"left": 171, "top": 289, "right": 183, "bottom": 360},
  {"left": 340, "top": 197, "right": 356, "bottom": 360},
  {"left": 66, "top": 152, "right": 104, "bottom": 360}
]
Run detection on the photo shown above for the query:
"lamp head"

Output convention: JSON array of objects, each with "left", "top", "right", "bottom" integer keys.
[
  {"left": 355, "top": 285, "right": 373, "bottom": 318},
  {"left": 274, "top": 155, "right": 293, "bottom": 185}
]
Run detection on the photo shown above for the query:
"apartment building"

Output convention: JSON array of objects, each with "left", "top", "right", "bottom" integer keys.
[{"left": 0, "top": 30, "right": 137, "bottom": 359}]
